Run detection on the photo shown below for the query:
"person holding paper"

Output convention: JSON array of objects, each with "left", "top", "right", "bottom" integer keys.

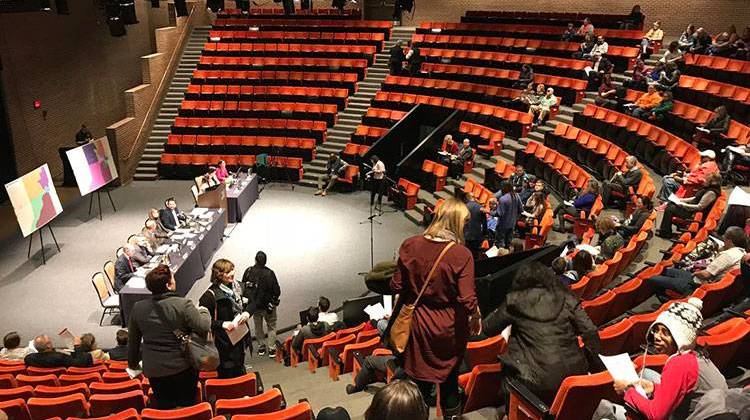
[
  {"left": 200, "top": 259, "right": 250, "bottom": 379},
  {"left": 553, "top": 179, "right": 600, "bottom": 232},
  {"left": 481, "top": 262, "right": 601, "bottom": 404},
  {"left": 657, "top": 173, "right": 722, "bottom": 239},
  {"left": 656, "top": 150, "right": 719, "bottom": 209},
  {"left": 602, "top": 156, "right": 642, "bottom": 208},
  {"left": 597, "top": 298, "right": 727, "bottom": 420},
  {"left": 692, "top": 106, "right": 731, "bottom": 152}
]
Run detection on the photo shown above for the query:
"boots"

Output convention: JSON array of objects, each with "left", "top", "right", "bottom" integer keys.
[{"left": 442, "top": 402, "right": 463, "bottom": 420}]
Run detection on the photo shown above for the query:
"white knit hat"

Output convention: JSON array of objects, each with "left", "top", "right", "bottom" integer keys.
[{"left": 651, "top": 297, "right": 704, "bottom": 352}]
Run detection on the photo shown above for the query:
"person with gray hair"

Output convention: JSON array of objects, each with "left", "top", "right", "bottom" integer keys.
[
  {"left": 114, "top": 244, "right": 141, "bottom": 291},
  {"left": 24, "top": 335, "right": 92, "bottom": 368},
  {"left": 601, "top": 156, "right": 642, "bottom": 207},
  {"left": 646, "top": 226, "right": 747, "bottom": 302}
]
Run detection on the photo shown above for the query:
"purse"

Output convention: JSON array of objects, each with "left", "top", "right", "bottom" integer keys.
[
  {"left": 389, "top": 241, "right": 455, "bottom": 354},
  {"left": 153, "top": 295, "right": 220, "bottom": 372}
]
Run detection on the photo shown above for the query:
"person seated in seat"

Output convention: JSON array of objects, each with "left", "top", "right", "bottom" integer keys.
[
  {"left": 561, "top": 250, "right": 594, "bottom": 286},
  {"left": 630, "top": 84, "right": 663, "bottom": 119},
  {"left": 623, "top": 55, "right": 650, "bottom": 91},
  {"left": 596, "top": 298, "right": 728, "bottom": 420},
  {"left": 594, "top": 217, "right": 625, "bottom": 263},
  {"left": 573, "top": 33, "right": 595, "bottom": 59},
  {"left": 594, "top": 74, "right": 619, "bottom": 108},
  {"left": 640, "top": 21, "right": 664, "bottom": 56},
  {"left": 678, "top": 24, "right": 696, "bottom": 52},
  {"left": 577, "top": 17, "right": 594, "bottom": 36},
  {"left": 405, "top": 46, "right": 423, "bottom": 76},
  {"left": 115, "top": 244, "right": 142, "bottom": 291},
  {"left": 602, "top": 156, "right": 643, "bottom": 207},
  {"left": 159, "top": 197, "right": 187, "bottom": 231},
  {"left": 291, "top": 306, "right": 330, "bottom": 356},
  {"left": 439, "top": 134, "right": 459, "bottom": 166},
  {"left": 732, "top": 27, "right": 750, "bottom": 59},
  {"left": 648, "top": 228, "right": 746, "bottom": 302},
  {"left": 212, "top": 160, "right": 229, "bottom": 183},
  {"left": 127, "top": 235, "right": 153, "bottom": 263},
  {"left": 451, "top": 138, "right": 474, "bottom": 179},
  {"left": 615, "top": 196, "right": 653, "bottom": 239},
  {"left": 709, "top": 25, "right": 739, "bottom": 56},
  {"left": 512, "top": 83, "right": 536, "bottom": 107},
  {"left": 657, "top": 150, "right": 719, "bottom": 206},
  {"left": 690, "top": 27, "right": 712, "bottom": 55},
  {"left": 620, "top": 4, "right": 644, "bottom": 29},
  {"left": 528, "top": 87, "right": 557, "bottom": 126},
  {"left": 80, "top": 333, "right": 110, "bottom": 362},
  {"left": 585, "top": 54, "right": 614, "bottom": 91},
  {"left": 25, "top": 335, "right": 93, "bottom": 368},
  {"left": 693, "top": 106, "right": 731, "bottom": 150},
  {"left": 660, "top": 41, "right": 685, "bottom": 67},
  {"left": 585, "top": 36, "right": 609, "bottom": 59},
  {"left": 364, "top": 380, "right": 429, "bottom": 420},
  {"left": 147, "top": 208, "right": 170, "bottom": 237},
  {"left": 526, "top": 83, "right": 546, "bottom": 109},
  {"left": 554, "top": 179, "right": 600, "bottom": 232},
  {"left": 520, "top": 191, "right": 547, "bottom": 235},
  {"left": 514, "top": 64, "right": 534, "bottom": 89},
  {"left": 142, "top": 219, "right": 168, "bottom": 251},
  {"left": 315, "top": 153, "right": 349, "bottom": 197},
  {"left": 520, "top": 178, "right": 548, "bottom": 203},
  {"left": 657, "top": 172, "right": 722, "bottom": 239},
  {"left": 646, "top": 91, "right": 674, "bottom": 121},
  {"left": 510, "top": 165, "right": 530, "bottom": 194},
  {"left": 0, "top": 332, "right": 30, "bottom": 361},
  {"left": 105, "top": 329, "right": 129, "bottom": 361},
  {"left": 482, "top": 262, "right": 601, "bottom": 405},
  {"left": 655, "top": 67, "right": 680, "bottom": 92},
  {"left": 561, "top": 22, "right": 576, "bottom": 41}
]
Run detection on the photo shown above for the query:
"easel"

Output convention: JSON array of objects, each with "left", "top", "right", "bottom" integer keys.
[
  {"left": 27, "top": 224, "right": 61, "bottom": 265},
  {"left": 88, "top": 188, "right": 117, "bottom": 220}
]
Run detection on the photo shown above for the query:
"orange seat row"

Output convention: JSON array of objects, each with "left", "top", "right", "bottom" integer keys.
[
  {"left": 198, "top": 56, "right": 367, "bottom": 70},
  {"left": 191, "top": 70, "right": 358, "bottom": 88},
  {"left": 203, "top": 42, "right": 376, "bottom": 56},
  {"left": 166, "top": 134, "right": 316, "bottom": 152},
  {"left": 207, "top": 30, "right": 383, "bottom": 43},
  {"left": 458, "top": 121, "right": 505, "bottom": 156},
  {"left": 173, "top": 117, "right": 327, "bottom": 133},
  {"left": 383, "top": 74, "right": 524, "bottom": 102},
  {"left": 215, "top": 18, "right": 392, "bottom": 28},
  {"left": 221, "top": 7, "right": 360, "bottom": 16},
  {"left": 180, "top": 100, "right": 338, "bottom": 117},
  {"left": 186, "top": 84, "right": 349, "bottom": 104},
  {"left": 160, "top": 154, "right": 302, "bottom": 169},
  {"left": 418, "top": 21, "right": 645, "bottom": 41},
  {"left": 351, "top": 125, "right": 388, "bottom": 145},
  {"left": 684, "top": 54, "right": 750, "bottom": 75},
  {"left": 420, "top": 47, "right": 588, "bottom": 71}
]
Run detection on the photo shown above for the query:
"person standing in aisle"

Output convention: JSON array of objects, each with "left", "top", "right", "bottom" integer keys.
[
  {"left": 242, "top": 251, "right": 281, "bottom": 358},
  {"left": 367, "top": 155, "right": 386, "bottom": 211}
]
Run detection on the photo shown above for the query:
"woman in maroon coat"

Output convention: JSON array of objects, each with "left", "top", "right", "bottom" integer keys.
[{"left": 391, "top": 198, "right": 482, "bottom": 417}]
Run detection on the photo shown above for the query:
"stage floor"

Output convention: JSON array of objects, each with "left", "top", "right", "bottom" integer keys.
[{"left": 0, "top": 180, "right": 420, "bottom": 348}]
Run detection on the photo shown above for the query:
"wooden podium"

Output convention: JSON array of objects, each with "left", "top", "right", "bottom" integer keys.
[{"left": 197, "top": 184, "right": 228, "bottom": 224}]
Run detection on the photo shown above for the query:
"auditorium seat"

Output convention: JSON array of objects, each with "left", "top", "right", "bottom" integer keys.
[
  {"left": 699, "top": 318, "right": 750, "bottom": 372},
  {"left": 16, "top": 374, "right": 59, "bottom": 388},
  {"left": 215, "top": 388, "right": 285, "bottom": 417},
  {"left": 33, "top": 383, "right": 89, "bottom": 399},
  {"left": 89, "top": 379, "right": 143, "bottom": 395},
  {"left": 328, "top": 336, "right": 381, "bottom": 381},
  {"left": 307, "top": 334, "right": 356, "bottom": 374},
  {"left": 0, "top": 386, "right": 34, "bottom": 403},
  {"left": 26, "top": 367, "right": 66, "bottom": 377},
  {"left": 89, "top": 390, "right": 147, "bottom": 417},
  {"left": 389, "top": 178, "right": 420, "bottom": 210},
  {"left": 0, "top": 374, "right": 17, "bottom": 389},
  {"left": 28, "top": 394, "right": 90, "bottom": 419},
  {"left": 0, "top": 398, "right": 32, "bottom": 420},
  {"left": 141, "top": 402, "right": 214, "bottom": 420},
  {"left": 58, "top": 372, "right": 102, "bottom": 387},
  {"left": 231, "top": 401, "right": 314, "bottom": 420},
  {"left": 205, "top": 372, "right": 258, "bottom": 403},
  {"left": 67, "top": 407, "right": 141, "bottom": 420},
  {"left": 464, "top": 335, "right": 507, "bottom": 368},
  {"left": 458, "top": 364, "right": 503, "bottom": 413},
  {"left": 291, "top": 333, "right": 335, "bottom": 367}
]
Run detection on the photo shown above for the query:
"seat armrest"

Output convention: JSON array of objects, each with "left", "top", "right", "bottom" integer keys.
[
  {"left": 254, "top": 371, "right": 264, "bottom": 394},
  {"left": 308, "top": 344, "right": 322, "bottom": 363},
  {"left": 505, "top": 376, "right": 549, "bottom": 415},
  {"left": 328, "top": 347, "right": 343, "bottom": 370},
  {"left": 353, "top": 351, "right": 366, "bottom": 369},
  {"left": 272, "top": 384, "right": 287, "bottom": 409}
]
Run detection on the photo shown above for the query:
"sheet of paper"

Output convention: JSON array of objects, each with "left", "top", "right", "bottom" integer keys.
[
  {"left": 599, "top": 354, "right": 647, "bottom": 398},
  {"left": 728, "top": 186, "right": 750, "bottom": 207},
  {"left": 563, "top": 200, "right": 574, "bottom": 206},
  {"left": 127, "top": 276, "right": 146, "bottom": 289},
  {"left": 383, "top": 295, "right": 393, "bottom": 316},
  {"left": 190, "top": 208, "right": 208, "bottom": 216},
  {"left": 576, "top": 244, "right": 600, "bottom": 256},
  {"left": 364, "top": 303, "right": 387, "bottom": 320},
  {"left": 227, "top": 314, "right": 250, "bottom": 345},
  {"left": 727, "top": 146, "right": 747, "bottom": 155},
  {"left": 667, "top": 193, "right": 681, "bottom": 204},
  {"left": 500, "top": 325, "right": 512, "bottom": 342},
  {"left": 485, "top": 245, "right": 500, "bottom": 258}
]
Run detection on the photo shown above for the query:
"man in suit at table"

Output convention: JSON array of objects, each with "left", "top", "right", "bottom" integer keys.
[
  {"left": 159, "top": 197, "right": 187, "bottom": 231},
  {"left": 115, "top": 244, "right": 141, "bottom": 291}
]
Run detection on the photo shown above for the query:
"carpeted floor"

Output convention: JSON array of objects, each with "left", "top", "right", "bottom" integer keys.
[{"left": 0, "top": 180, "right": 420, "bottom": 349}]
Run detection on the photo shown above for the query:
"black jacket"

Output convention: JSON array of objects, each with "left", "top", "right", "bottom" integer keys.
[
  {"left": 128, "top": 293, "right": 211, "bottom": 378},
  {"left": 199, "top": 285, "right": 245, "bottom": 371},
  {"left": 618, "top": 208, "right": 650, "bottom": 238},
  {"left": 482, "top": 286, "right": 600, "bottom": 403},
  {"left": 241, "top": 265, "right": 281, "bottom": 315},
  {"left": 105, "top": 345, "right": 128, "bottom": 361},
  {"left": 25, "top": 347, "right": 93, "bottom": 368},
  {"left": 114, "top": 254, "right": 137, "bottom": 291},
  {"left": 389, "top": 44, "right": 406, "bottom": 64},
  {"left": 159, "top": 208, "right": 186, "bottom": 231},
  {"left": 613, "top": 167, "right": 642, "bottom": 190}
]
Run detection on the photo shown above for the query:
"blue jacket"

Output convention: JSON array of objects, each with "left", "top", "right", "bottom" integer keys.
[
  {"left": 464, "top": 200, "right": 485, "bottom": 241},
  {"left": 573, "top": 193, "right": 597, "bottom": 214},
  {"left": 496, "top": 192, "right": 523, "bottom": 230}
]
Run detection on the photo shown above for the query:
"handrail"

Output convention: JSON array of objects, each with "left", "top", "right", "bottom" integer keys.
[{"left": 123, "top": 3, "right": 198, "bottom": 164}]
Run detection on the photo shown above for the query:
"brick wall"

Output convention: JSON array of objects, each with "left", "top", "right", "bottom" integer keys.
[
  {"left": 399, "top": 0, "right": 750, "bottom": 38},
  {"left": 0, "top": 0, "right": 171, "bottom": 180}
]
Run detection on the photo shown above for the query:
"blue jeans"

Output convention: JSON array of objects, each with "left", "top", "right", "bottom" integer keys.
[
  {"left": 646, "top": 268, "right": 698, "bottom": 302},
  {"left": 658, "top": 176, "right": 680, "bottom": 201}
]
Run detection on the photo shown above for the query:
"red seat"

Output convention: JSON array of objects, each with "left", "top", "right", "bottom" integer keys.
[
  {"left": 16, "top": 374, "right": 59, "bottom": 387},
  {"left": 215, "top": 388, "right": 284, "bottom": 417},
  {"left": 89, "top": 379, "right": 143, "bottom": 395},
  {"left": 205, "top": 372, "right": 258, "bottom": 403},
  {"left": 141, "top": 402, "right": 214, "bottom": 420},
  {"left": 231, "top": 401, "right": 313, "bottom": 420},
  {"left": 26, "top": 366, "right": 66, "bottom": 377},
  {"left": 33, "top": 383, "right": 89, "bottom": 399},
  {"left": 464, "top": 335, "right": 507, "bottom": 368},
  {"left": 28, "top": 394, "right": 90, "bottom": 419},
  {"left": 89, "top": 390, "right": 147, "bottom": 417},
  {"left": 459, "top": 364, "right": 503, "bottom": 413},
  {"left": 0, "top": 399, "right": 32, "bottom": 420},
  {"left": 59, "top": 372, "right": 102, "bottom": 386},
  {"left": 0, "top": 374, "right": 16, "bottom": 389},
  {"left": 67, "top": 407, "right": 141, "bottom": 420},
  {"left": 0, "top": 386, "right": 34, "bottom": 403}
]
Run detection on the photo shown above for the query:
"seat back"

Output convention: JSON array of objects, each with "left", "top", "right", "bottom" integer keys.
[
  {"left": 141, "top": 402, "right": 214, "bottom": 420},
  {"left": 92, "top": 272, "right": 112, "bottom": 306},
  {"left": 231, "top": 401, "right": 313, "bottom": 420},
  {"left": 103, "top": 261, "right": 116, "bottom": 291},
  {"left": 549, "top": 371, "right": 617, "bottom": 419},
  {"left": 464, "top": 335, "right": 507, "bottom": 368},
  {"left": 0, "top": 398, "right": 32, "bottom": 420},
  {"left": 89, "top": 390, "right": 147, "bottom": 417},
  {"left": 16, "top": 374, "right": 59, "bottom": 387},
  {"left": 215, "top": 388, "right": 284, "bottom": 417},
  {"left": 462, "top": 364, "right": 503, "bottom": 413},
  {"left": 33, "top": 383, "right": 89, "bottom": 399},
  {"left": 28, "top": 394, "right": 89, "bottom": 420},
  {"left": 0, "top": 386, "right": 34, "bottom": 403},
  {"left": 205, "top": 372, "right": 258, "bottom": 403}
]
